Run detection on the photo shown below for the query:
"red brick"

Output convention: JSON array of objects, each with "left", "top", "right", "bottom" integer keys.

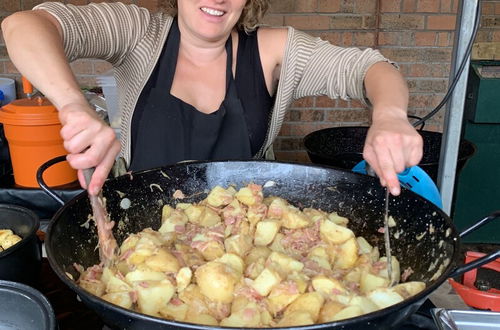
[
  {"left": 1, "top": 0, "right": 21, "bottom": 11},
  {"left": 440, "top": 0, "right": 453, "bottom": 13},
  {"left": 415, "top": 31, "right": 436, "bottom": 46},
  {"left": 136, "top": 0, "right": 159, "bottom": 11},
  {"left": 342, "top": 32, "right": 354, "bottom": 46},
  {"left": 66, "top": 0, "right": 88, "bottom": 5},
  {"left": 329, "top": 15, "right": 365, "bottom": 30},
  {"left": 482, "top": 3, "right": 495, "bottom": 15},
  {"left": 416, "top": 0, "right": 439, "bottom": 13},
  {"left": 492, "top": 30, "right": 500, "bottom": 42},
  {"left": 269, "top": 1, "right": 296, "bottom": 13},
  {"left": 380, "top": 0, "right": 401, "bottom": 12},
  {"left": 378, "top": 32, "right": 400, "bottom": 45},
  {"left": 318, "top": 0, "right": 341, "bottom": 12},
  {"left": 21, "top": 0, "right": 45, "bottom": 10},
  {"left": 402, "top": 0, "right": 417, "bottom": 12},
  {"left": 291, "top": 97, "right": 314, "bottom": 108},
  {"left": 436, "top": 32, "right": 451, "bottom": 46},
  {"left": 262, "top": 15, "right": 285, "bottom": 27},
  {"left": 380, "top": 14, "right": 425, "bottom": 30},
  {"left": 285, "top": 15, "right": 331, "bottom": 30},
  {"left": 326, "top": 109, "right": 370, "bottom": 122},
  {"left": 354, "top": 0, "right": 377, "bottom": 14},
  {"left": 354, "top": 32, "right": 376, "bottom": 47},
  {"left": 427, "top": 15, "right": 456, "bottom": 30},
  {"left": 496, "top": 3, "right": 500, "bottom": 15},
  {"left": 315, "top": 32, "right": 342, "bottom": 45},
  {"left": 295, "top": 0, "right": 317, "bottom": 13},
  {"left": 274, "top": 151, "right": 311, "bottom": 163}
]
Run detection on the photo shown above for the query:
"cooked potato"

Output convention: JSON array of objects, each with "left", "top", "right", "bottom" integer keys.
[
  {"left": 75, "top": 183, "right": 426, "bottom": 327},
  {"left": 185, "top": 205, "right": 221, "bottom": 227},
  {"left": 266, "top": 281, "right": 301, "bottom": 316},
  {"left": 277, "top": 310, "right": 315, "bottom": 327},
  {"left": 216, "top": 253, "right": 245, "bottom": 275},
  {"left": 136, "top": 279, "right": 175, "bottom": 316},
  {"left": 284, "top": 292, "right": 324, "bottom": 322},
  {"left": 332, "top": 305, "right": 363, "bottom": 321},
  {"left": 267, "top": 251, "right": 304, "bottom": 275},
  {"left": 281, "top": 206, "right": 311, "bottom": 229},
  {"left": 328, "top": 212, "right": 349, "bottom": 226},
  {"left": 320, "top": 220, "right": 354, "bottom": 245},
  {"left": 360, "top": 270, "right": 389, "bottom": 294},
  {"left": 0, "top": 230, "right": 21, "bottom": 250},
  {"left": 235, "top": 184, "right": 263, "bottom": 206},
  {"left": 318, "top": 300, "right": 346, "bottom": 323},
  {"left": 224, "top": 234, "right": 253, "bottom": 257},
  {"left": 159, "top": 301, "right": 189, "bottom": 321},
  {"left": 334, "top": 237, "right": 359, "bottom": 269},
  {"left": 206, "top": 185, "right": 235, "bottom": 207},
  {"left": 195, "top": 261, "right": 240, "bottom": 303},
  {"left": 312, "top": 275, "right": 346, "bottom": 297},
  {"left": 176, "top": 267, "right": 192, "bottom": 292},
  {"left": 251, "top": 267, "right": 282, "bottom": 297},
  {"left": 254, "top": 220, "right": 280, "bottom": 246},
  {"left": 144, "top": 248, "right": 180, "bottom": 273},
  {"left": 220, "top": 301, "right": 261, "bottom": 327},
  {"left": 393, "top": 281, "right": 426, "bottom": 298},
  {"left": 367, "top": 288, "right": 405, "bottom": 309},
  {"left": 102, "top": 291, "right": 133, "bottom": 309}
]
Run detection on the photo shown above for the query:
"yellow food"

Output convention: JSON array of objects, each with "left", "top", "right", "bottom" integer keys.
[
  {"left": 0, "top": 229, "right": 22, "bottom": 252},
  {"left": 75, "top": 184, "right": 426, "bottom": 327}
]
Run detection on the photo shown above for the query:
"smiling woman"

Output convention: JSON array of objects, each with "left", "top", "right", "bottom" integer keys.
[{"left": 2, "top": 0, "right": 421, "bottom": 203}]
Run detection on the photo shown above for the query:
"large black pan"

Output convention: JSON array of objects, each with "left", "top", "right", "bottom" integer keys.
[{"left": 38, "top": 157, "right": 499, "bottom": 330}]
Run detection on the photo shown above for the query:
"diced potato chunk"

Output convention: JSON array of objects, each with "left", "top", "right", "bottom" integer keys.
[
  {"left": 360, "top": 270, "right": 389, "bottom": 294},
  {"left": 282, "top": 206, "right": 311, "bottom": 229},
  {"left": 159, "top": 301, "right": 189, "bottom": 321},
  {"left": 284, "top": 292, "right": 324, "bottom": 322},
  {"left": 176, "top": 267, "right": 192, "bottom": 292},
  {"left": 278, "top": 310, "right": 315, "bottom": 327},
  {"left": 136, "top": 280, "right": 175, "bottom": 316},
  {"left": 312, "top": 275, "right": 346, "bottom": 297},
  {"left": 328, "top": 212, "right": 349, "bottom": 226},
  {"left": 367, "top": 288, "right": 405, "bottom": 309},
  {"left": 102, "top": 291, "right": 133, "bottom": 309},
  {"left": 235, "top": 184, "right": 263, "bottom": 206},
  {"left": 318, "top": 300, "right": 345, "bottom": 323},
  {"left": 267, "top": 251, "right": 304, "bottom": 275},
  {"left": 225, "top": 234, "right": 253, "bottom": 257},
  {"left": 184, "top": 313, "right": 219, "bottom": 326},
  {"left": 251, "top": 267, "right": 282, "bottom": 297},
  {"left": 144, "top": 248, "right": 180, "bottom": 273},
  {"left": 206, "top": 186, "right": 235, "bottom": 207},
  {"left": 333, "top": 305, "right": 363, "bottom": 321},
  {"left": 393, "top": 281, "right": 426, "bottom": 298},
  {"left": 195, "top": 261, "right": 240, "bottom": 303},
  {"left": 320, "top": 220, "right": 354, "bottom": 245},
  {"left": 254, "top": 220, "right": 281, "bottom": 246}
]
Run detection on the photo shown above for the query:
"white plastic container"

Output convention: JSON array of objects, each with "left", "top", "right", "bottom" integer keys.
[
  {"left": 0, "top": 78, "right": 17, "bottom": 105},
  {"left": 96, "top": 71, "right": 120, "bottom": 131}
]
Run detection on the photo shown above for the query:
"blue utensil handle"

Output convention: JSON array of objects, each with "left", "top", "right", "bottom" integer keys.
[{"left": 352, "top": 160, "right": 443, "bottom": 209}]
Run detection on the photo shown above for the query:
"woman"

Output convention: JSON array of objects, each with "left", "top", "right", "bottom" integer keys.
[{"left": 1, "top": 0, "right": 422, "bottom": 196}]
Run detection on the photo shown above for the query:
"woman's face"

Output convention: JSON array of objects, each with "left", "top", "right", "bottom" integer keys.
[{"left": 177, "top": 0, "right": 247, "bottom": 43}]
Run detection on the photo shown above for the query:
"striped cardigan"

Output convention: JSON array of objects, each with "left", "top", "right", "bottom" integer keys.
[{"left": 35, "top": 2, "right": 391, "bottom": 166}]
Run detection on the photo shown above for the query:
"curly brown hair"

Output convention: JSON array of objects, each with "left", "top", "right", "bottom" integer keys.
[{"left": 161, "top": 0, "right": 271, "bottom": 32}]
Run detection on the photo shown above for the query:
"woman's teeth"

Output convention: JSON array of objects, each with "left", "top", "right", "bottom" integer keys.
[{"left": 201, "top": 7, "right": 224, "bottom": 16}]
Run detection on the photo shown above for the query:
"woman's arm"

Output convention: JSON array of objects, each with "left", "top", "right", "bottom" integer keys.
[
  {"left": 363, "top": 62, "right": 423, "bottom": 195},
  {"left": 1, "top": 9, "right": 119, "bottom": 195}
]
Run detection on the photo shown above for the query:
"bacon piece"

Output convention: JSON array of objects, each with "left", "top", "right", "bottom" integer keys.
[
  {"left": 401, "top": 267, "right": 414, "bottom": 282},
  {"left": 173, "top": 190, "right": 185, "bottom": 199}
]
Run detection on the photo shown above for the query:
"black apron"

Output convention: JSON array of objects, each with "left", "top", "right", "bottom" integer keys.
[{"left": 130, "top": 20, "right": 252, "bottom": 171}]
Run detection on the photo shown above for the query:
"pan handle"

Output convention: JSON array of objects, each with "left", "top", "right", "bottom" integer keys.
[
  {"left": 36, "top": 155, "right": 68, "bottom": 206},
  {"left": 447, "top": 211, "right": 500, "bottom": 278},
  {"left": 459, "top": 211, "right": 500, "bottom": 238},
  {"left": 448, "top": 250, "right": 500, "bottom": 278}
]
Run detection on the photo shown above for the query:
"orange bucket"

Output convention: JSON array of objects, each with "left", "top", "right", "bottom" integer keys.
[{"left": 0, "top": 96, "right": 77, "bottom": 187}]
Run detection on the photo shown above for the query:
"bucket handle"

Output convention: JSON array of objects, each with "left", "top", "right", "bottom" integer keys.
[
  {"left": 447, "top": 211, "right": 500, "bottom": 278},
  {"left": 36, "top": 155, "right": 68, "bottom": 206}
]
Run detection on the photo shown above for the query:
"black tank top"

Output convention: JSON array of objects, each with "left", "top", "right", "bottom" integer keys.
[{"left": 130, "top": 25, "right": 273, "bottom": 170}]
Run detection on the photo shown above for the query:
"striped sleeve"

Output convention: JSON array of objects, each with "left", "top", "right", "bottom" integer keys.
[
  {"left": 33, "top": 2, "right": 151, "bottom": 66},
  {"left": 289, "top": 29, "right": 394, "bottom": 107}
]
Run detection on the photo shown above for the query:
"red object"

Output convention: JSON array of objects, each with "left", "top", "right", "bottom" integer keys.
[{"left": 449, "top": 251, "right": 500, "bottom": 311}]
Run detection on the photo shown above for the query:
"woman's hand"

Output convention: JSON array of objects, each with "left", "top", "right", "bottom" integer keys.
[
  {"left": 59, "top": 102, "right": 120, "bottom": 195},
  {"left": 363, "top": 111, "right": 423, "bottom": 196}
]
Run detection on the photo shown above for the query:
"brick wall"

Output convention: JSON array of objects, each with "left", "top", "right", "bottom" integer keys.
[{"left": 1, "top": 0, "right": 499, "bottom": 163}]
